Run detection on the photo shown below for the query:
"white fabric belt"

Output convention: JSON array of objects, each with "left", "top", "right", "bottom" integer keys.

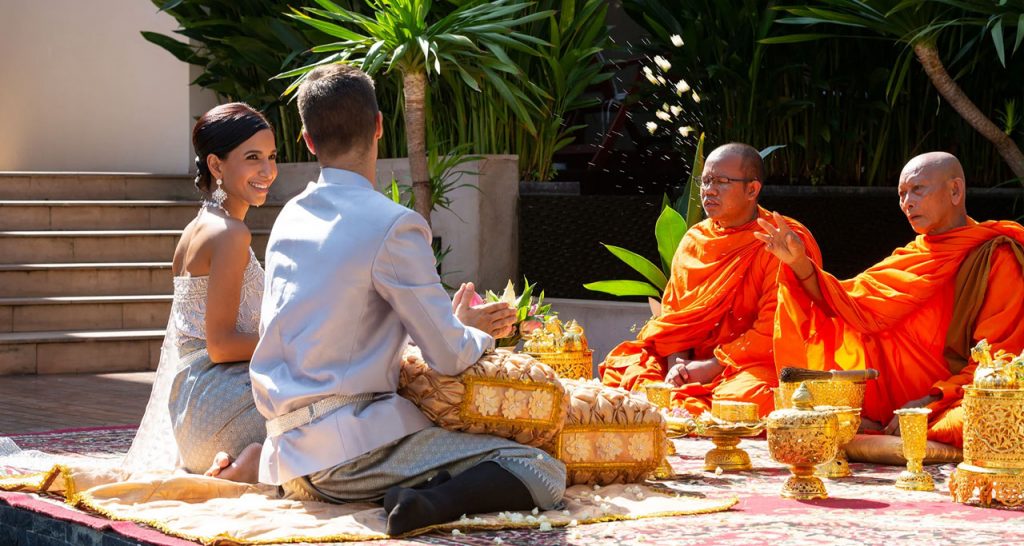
[{"left": 266, "top": 393, "right": 378, "bottom": 437}]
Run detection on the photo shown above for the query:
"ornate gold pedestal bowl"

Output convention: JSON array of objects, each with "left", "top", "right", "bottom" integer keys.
[
  {"left": 701, "top": 422, "right": 764, "bottom": 472},
  {"left": 815, "top": 406, "right": 861, "bottom": 479},
  {"left": 950, "top": 387, "right": 1024, "bottom": 506},
  {"left": 699, "top": 401, "right": 764, "bottom": 472},
  {"left": 777, "top": 379, "right": 866, "bottom": 479},
  {"left": 767, "top": 384, "right": 839, "bottom": 500}
]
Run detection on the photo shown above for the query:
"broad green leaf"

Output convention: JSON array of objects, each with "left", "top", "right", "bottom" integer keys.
[
  {"left": 685, "top": 133, "right": 705, "bottom": 227},
  {"left": 602, "top": 244, "right": 668, "bottom": 291},
  {"left": 654, "top": 205, "right": 687, "bottom": 273},
  {"left": 583, "top": 280, "right": 662, "bottom": 298}
]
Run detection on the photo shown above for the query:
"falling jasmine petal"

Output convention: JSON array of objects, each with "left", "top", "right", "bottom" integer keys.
[{"left": 671, "top": 34, "right": 685, "bottom": 47}]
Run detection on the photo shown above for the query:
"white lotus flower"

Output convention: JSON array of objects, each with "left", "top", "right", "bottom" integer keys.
[
  {"left": 671, "top": 34, "right": 684, "bottom": 47},
  {"left": 654, "top": 55, "right": 671, "bottom": 72},
  {"left": 675, "top": 79, "right": 690, "bottom": 96},
  {"left": 646, "top": 121, "right": 658, "bottom": 134}
]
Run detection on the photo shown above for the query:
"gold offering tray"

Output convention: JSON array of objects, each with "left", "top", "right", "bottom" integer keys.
[
  {"left": 665, "top": 414, "right": 697, "bottom": 438},
  {"left": 700, "top": 421, "right": 765, "bottom": 437}
]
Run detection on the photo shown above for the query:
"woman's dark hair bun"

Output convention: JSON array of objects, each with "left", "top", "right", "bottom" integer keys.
[{"left": 192, "top": 103, "right": 272, "bottom": 193}]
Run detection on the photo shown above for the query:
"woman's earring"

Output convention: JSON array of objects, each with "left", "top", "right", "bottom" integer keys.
[{"left": 212, "top": 179, "right": 228, "bottom": 207}]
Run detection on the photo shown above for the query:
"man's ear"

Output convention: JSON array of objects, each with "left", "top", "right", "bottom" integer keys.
[
  {"left": 949, "top": 176, "right": 965, "bottom": 205},
  {"left": 302, "top": 130, "right": 317, "bottom": 156},
  {"left": 747, "top": 179, "right": 762, "bottom": 201},
  {"left": 374, "top": 112, "right": 383, "bottom": 140}
]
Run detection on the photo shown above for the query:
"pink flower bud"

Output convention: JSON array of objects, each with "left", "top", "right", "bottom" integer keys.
[
  {"left": 469, "top": 292, "right": 485, "bottom": 307},
  {"left": 521, "top": 320, "right": 543, "bottom": 335}
]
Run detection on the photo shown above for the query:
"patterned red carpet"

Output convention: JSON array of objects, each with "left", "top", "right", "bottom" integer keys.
[{"left": 3, "top": 427, "right": 1023, "bottom": 545}]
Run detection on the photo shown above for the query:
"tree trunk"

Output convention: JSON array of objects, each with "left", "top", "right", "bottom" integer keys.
[
  {"left": 914, "top": 43, "right": 1024, "bottom": 183},
  {"left": 402, "top": 71, "right": 432, "bottom": 224}
]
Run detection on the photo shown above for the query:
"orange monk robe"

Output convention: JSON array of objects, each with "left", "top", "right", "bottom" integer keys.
[
  {"left": 600, "top": 208, "right": 822, "bottom": 417},
  {"left": 774, "top": 220, "right": 1024, "bottom": 448}
]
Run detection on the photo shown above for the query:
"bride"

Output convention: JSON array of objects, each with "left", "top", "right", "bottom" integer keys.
[{"left": 123, "top": 102, "right": 276, "bottom": 482}]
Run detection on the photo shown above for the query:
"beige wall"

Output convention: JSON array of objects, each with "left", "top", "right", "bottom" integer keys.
[{"left": 0, "top": 1, "right": 192, "bottom": 174}]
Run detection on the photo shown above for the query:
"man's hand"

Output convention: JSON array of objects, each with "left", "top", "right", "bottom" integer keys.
[
  {"left": 455, "top": 285, "right": 516, "bottom": 339},
  {"left": 665, "top": 355, "right": 724, "bottom": 386},
  {"left": 883, "top": 394, "right": 940, "bottom": 436},
  {"left": 859, "top": 418, "right": 884, "bottom": 433}
]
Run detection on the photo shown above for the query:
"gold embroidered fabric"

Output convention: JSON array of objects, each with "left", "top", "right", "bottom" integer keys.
[
  {"left": 398, "top": 347, "right": 569, "bottom": 447},
  {"left": 1, "top": 464, "right": 736, "bottom": 544},
  {"left": 544, "top": 380, "right": 668, "bottom": 485}
]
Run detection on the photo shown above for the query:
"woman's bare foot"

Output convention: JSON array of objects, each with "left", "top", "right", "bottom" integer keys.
[{"left": 203, "top": 443, "right": 262, "bottom": 483}]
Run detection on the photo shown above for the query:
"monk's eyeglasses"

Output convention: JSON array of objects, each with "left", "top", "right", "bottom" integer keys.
[{"left": 699, "top": 175, "right": 757, "bottom": 189}]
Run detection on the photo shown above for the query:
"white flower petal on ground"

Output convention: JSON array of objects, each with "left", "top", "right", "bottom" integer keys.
[{"left": 671, "top": 34, "right": 685, "bottom": 47}]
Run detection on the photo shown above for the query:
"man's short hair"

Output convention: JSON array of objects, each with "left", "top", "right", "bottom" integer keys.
[
  {"left": 297, "top": 64, "right": 379, "bottom": 159},
  {"left": 715, "top": 142, "right": 766, "bottom": 183}
]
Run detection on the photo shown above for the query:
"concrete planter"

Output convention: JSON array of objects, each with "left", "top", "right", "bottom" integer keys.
[{"left": 270, "top": 155, "right": 520, "bottom": 293}]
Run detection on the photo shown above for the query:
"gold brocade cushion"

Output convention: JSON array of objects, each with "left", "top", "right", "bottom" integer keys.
[
  {"left": 397, "top": 346, "right": 569, "bottom": 447},
  {"left": 543, "top": 380, "right": 667, "bottom": 486}
]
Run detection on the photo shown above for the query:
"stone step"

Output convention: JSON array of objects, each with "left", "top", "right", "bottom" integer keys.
[
  {"left": 0, "top": 328, "right": 164, "bottom": 375},
  {"left": 0, "top": 200, "right": 283, "bottom": 230},
  {"left": 0, "top": 295, "right": 171, "bottom": 333},
  {"left": 0, "top": 263, "right": 172, "bottom": 297},
  {"left": 0, "top": 172, "right": 197, "bottom": 200},
  {"left": 0, "top": 230, "right": 269, "bottom": 264}
]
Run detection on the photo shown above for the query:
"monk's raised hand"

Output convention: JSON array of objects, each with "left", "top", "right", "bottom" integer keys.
[{"left": 754, "top": 212, "right": 806, "bottom": 266}]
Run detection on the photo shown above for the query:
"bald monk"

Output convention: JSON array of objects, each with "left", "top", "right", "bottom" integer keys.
[
  {"left": 600, "top": 143, "right": 821, "bottom": 417},
  {"left": 757, "top": 152, "right": 1024, "bottom": 448}
]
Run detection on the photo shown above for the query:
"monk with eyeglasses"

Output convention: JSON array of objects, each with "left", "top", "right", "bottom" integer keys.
[{"left": 600, "top": 143, "right": 821, "bottom": 417}]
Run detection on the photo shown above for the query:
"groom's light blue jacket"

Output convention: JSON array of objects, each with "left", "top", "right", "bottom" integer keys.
[{"left": 250, "top": 167, "right": 493, "bottom": 485}]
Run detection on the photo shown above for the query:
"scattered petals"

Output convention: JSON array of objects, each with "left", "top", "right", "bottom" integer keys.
[{"left": 671, "top": 34, "right": 685, "bottom": 47}]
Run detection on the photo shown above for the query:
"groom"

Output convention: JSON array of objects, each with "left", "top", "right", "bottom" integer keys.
[{"left": 249, "top": 64, "right": 566, "bottom": 535}]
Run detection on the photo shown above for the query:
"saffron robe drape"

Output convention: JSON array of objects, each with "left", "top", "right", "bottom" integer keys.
[
  {"left": 600, "top": 208, "right": 821, "bottom": 417},
  {"left": 773, "top": 220, "right": 1024, "bottom": 447}
]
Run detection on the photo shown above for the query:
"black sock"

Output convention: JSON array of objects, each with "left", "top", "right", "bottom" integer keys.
[{"left": 385, "top": 462, "right": 534, "bottom": 536}]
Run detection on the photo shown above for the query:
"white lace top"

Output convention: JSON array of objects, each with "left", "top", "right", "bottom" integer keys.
[{"left": 171, "top": 247, "right": 264, "bottom": 344}]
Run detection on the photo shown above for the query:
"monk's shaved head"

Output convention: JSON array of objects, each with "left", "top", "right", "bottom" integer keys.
[
  {"left": 898, "top": 152, "right": 968, "bottom": 235},
  {"left": 901, "top": 152, "right": 966, "bottom": 187},
  {"left": 708, "top": 143, "right": 765, "bottom": 183}
]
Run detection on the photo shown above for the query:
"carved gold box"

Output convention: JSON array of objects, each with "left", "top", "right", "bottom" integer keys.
[{"left": 950, "top": 387, "right": 1024, "bottom": 507}]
